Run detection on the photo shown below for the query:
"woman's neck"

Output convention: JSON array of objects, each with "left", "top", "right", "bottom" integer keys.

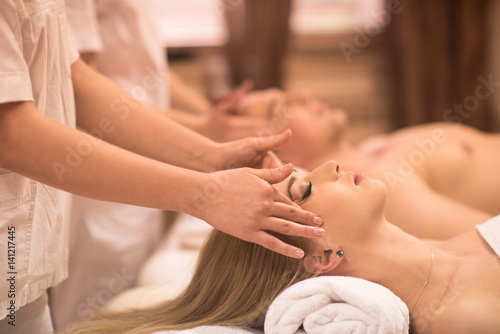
[{"left": 336, "top": 221, "right": 460, "bottom": 317}]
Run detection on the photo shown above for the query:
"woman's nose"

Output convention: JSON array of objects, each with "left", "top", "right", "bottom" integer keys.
[{"left": 315, "top": 161, "right": 340, "bottom": 180}]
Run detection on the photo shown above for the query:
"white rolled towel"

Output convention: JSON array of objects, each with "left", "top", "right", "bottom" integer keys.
[{"left": 265, "top": 276, "right": 409, "bottom": 334}]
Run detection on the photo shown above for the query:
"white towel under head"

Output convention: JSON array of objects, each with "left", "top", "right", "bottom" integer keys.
[{"left": 265, "top": 276, "right": 409, "bottom": 334}]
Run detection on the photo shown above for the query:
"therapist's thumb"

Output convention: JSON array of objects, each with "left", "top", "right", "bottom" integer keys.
[
  {"left": 251, "top": 163, "right": 293, "bottom": 184},
  {"left": 253, "top": 129, "right": 292, "bottom": 152}
]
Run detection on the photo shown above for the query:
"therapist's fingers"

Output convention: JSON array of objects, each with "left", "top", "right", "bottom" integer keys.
[
  {"left": 223, "top": 115, "right": 270, "bottom": 139},
  {"left": 250, "top": 129, "right": 292, "bottom": 154},
  {"left": 262, "top": 152, "right": 284, "bottom": 169},
  {"left": 263, "top": 216, "right": 324, "bottom": 238},
  {"left": 270, "top": 201, "right": 323, "bottom": 227},
  {"left": 251, "top": 231, "right": 306, "bottom": 259},
  {"left": 250, "top": 165, "right": 323, "bottom": 227},
  {"left": 272, "top": 186, "right": 300, "bottom": 208},
  {"left": 212, "top": 80, "right": 254, "bottom": 109},
  {"left": 233, "top": 80, "right": 254, "bottom": 97}
]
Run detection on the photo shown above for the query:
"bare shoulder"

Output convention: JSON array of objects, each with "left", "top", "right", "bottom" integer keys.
[
  {"left": 380, "top": 173, "right": 487, "bottom": 239},
  {"left": 429, "top": 298, "right": 500, "bottom": 334},
  {"left": 357, "top": 134, "right": 390, "bottom": 156},
  {"left": 393, "top": 122, "right": 484, "bottom": 137}
]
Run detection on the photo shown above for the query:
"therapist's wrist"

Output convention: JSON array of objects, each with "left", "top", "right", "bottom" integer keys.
[
  {"left": 174, "top": 171, "right": 214, "bottom": 218},
  {"left": 195, "top": 139, "right": 225, "bottom": 173}
]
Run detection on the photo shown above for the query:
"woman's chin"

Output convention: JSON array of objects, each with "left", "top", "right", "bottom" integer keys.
[
  {"left": 361, "top": 177, "right": 388, "bottom": 211},
  {"left": 367, "top": 177, "right": 388, "bottom": 193}
]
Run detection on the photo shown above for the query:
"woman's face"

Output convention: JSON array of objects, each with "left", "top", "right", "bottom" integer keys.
[
  {"left": 274, "top": 161, "right": 387, "bottom": 243},
  {"left": 236, "top": 89, "right": 348, "bottom": 161}
]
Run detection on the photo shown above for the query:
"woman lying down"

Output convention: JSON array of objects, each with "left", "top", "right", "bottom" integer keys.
[{"left": 69, "top": 161, "right": 500, "bottom": 334}]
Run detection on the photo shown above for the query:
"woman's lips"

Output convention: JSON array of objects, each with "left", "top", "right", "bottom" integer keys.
[
  {"left": 347, "top": 171, "right": 365, "bottom": 185},
  {"left": 354, "top": 172, "right": 365, "bottom": 185}
]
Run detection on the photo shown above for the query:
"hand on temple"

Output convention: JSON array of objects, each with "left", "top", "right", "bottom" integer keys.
[
  {"left": 211, "top": 79, "right": 254, "bottom": 106},
  {"left": 262, "top": 151, "right": 284, "bottom": 169},
  {"left": 201, "top": 80, "right": 270, "bottom": 142},
  {"left": 205, "top": 129, "right": 292, "bottom": 171},
  {"left": 191, "top": 163, "right": 324, "bottom": 258}
]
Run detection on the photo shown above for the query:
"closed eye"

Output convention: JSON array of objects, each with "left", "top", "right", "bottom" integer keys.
[{"left": 299, "top": 182, "right": 312, "bottom": 202}]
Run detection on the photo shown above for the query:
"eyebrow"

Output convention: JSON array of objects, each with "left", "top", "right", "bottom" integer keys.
[{"left": 287, "top": 176, "right": 296, "bottom": 201}]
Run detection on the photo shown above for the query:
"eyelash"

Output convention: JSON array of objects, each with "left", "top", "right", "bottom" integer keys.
[{"left": 300, "top": 182, "right": 312, "bottom": 201}]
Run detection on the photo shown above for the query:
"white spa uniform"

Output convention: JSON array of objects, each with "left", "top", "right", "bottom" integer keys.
[
  {"left": 49, "top": 0, "right": 169, "bottom": 329},
  {"left": 0, "top": 0, "right": 79, "bottom": 332}
]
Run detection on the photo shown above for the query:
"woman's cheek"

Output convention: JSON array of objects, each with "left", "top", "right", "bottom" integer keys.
[
  {"left": 315, "top": 187, "right": 357, "bottom": 216},
  {"left": 306, "top": 198, "right": 340, "bottom": 221}
]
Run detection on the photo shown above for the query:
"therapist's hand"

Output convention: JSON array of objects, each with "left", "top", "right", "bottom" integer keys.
[
  {"left": 211, "top": 80, "right": 253, "bottom": 106},
  {"left": 192, "top": 163, "right": 324, "bottom": 258},
  {"left": 206, "top": 129, "right": 292, "bottom": 171},
  {"left": 200, "top": 80, "right": 268, "bottom": 142},
  {"left": 262, "top": 151, "right": 285, "bottom": 169},
  {"left": 200, "top": 108, "right": 270, "bottom": 142}
]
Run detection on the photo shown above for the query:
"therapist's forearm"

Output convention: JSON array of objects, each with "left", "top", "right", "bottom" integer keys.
[
  {"left": 71, "top": 59, "right": 217, "bottom": 172},
  {"left": 169, "top": 70, "right": 211, "bottom": 114},
  {"left": 165, "top": 109, "right": 206, "bottom": 134},
  {"left": 0, "top": 101, "right": 203, "bottom": 211}
]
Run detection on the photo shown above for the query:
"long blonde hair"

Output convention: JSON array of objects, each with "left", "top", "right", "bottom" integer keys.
[{"left": 66, "top": 230, "right": 320, "bottom": 334}]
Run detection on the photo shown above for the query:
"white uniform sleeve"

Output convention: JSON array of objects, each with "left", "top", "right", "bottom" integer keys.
[
  {"left": 0, "top": 0, "right": 34, "bottom": 104},
  {"left": 65, "top": 0, "right": 103, "bottom": 54},
  {"left": 67, "top": 28, "right": 81, "bottom": 64}
]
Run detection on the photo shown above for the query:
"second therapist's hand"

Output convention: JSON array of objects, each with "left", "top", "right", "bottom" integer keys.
[
  {"left": 194, "top": 163, "right": 324, "bottom": 258},
  {"left": 202, "top": 80, "right": 269, "bottom": 142},
  {"left": 206, "top": 129, "right": 293, "bottom": 171}
]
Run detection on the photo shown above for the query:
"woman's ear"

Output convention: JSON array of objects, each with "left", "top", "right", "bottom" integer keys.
[{"left": 303, "top": 249, "right": 344, "bottom": 275}]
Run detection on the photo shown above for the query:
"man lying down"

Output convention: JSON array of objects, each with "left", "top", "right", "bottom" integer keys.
[{"left": 66, "top": 161, "right": 500, "bottom": 334}]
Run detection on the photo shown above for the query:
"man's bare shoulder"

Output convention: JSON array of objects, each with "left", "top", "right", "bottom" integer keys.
[{"left": 356, "top": 134, "right": 390, "bottom": 157}]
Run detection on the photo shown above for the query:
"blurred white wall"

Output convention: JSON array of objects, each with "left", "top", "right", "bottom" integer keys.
[
  {"left": 153, "top": 0, "right": 384, "bottom": 47},
  {"left": 152, "top": 0, "right": 227, "bottom": 47},
  {"left": 291, "top": 0, "right": 383, "bottom": 34}
]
